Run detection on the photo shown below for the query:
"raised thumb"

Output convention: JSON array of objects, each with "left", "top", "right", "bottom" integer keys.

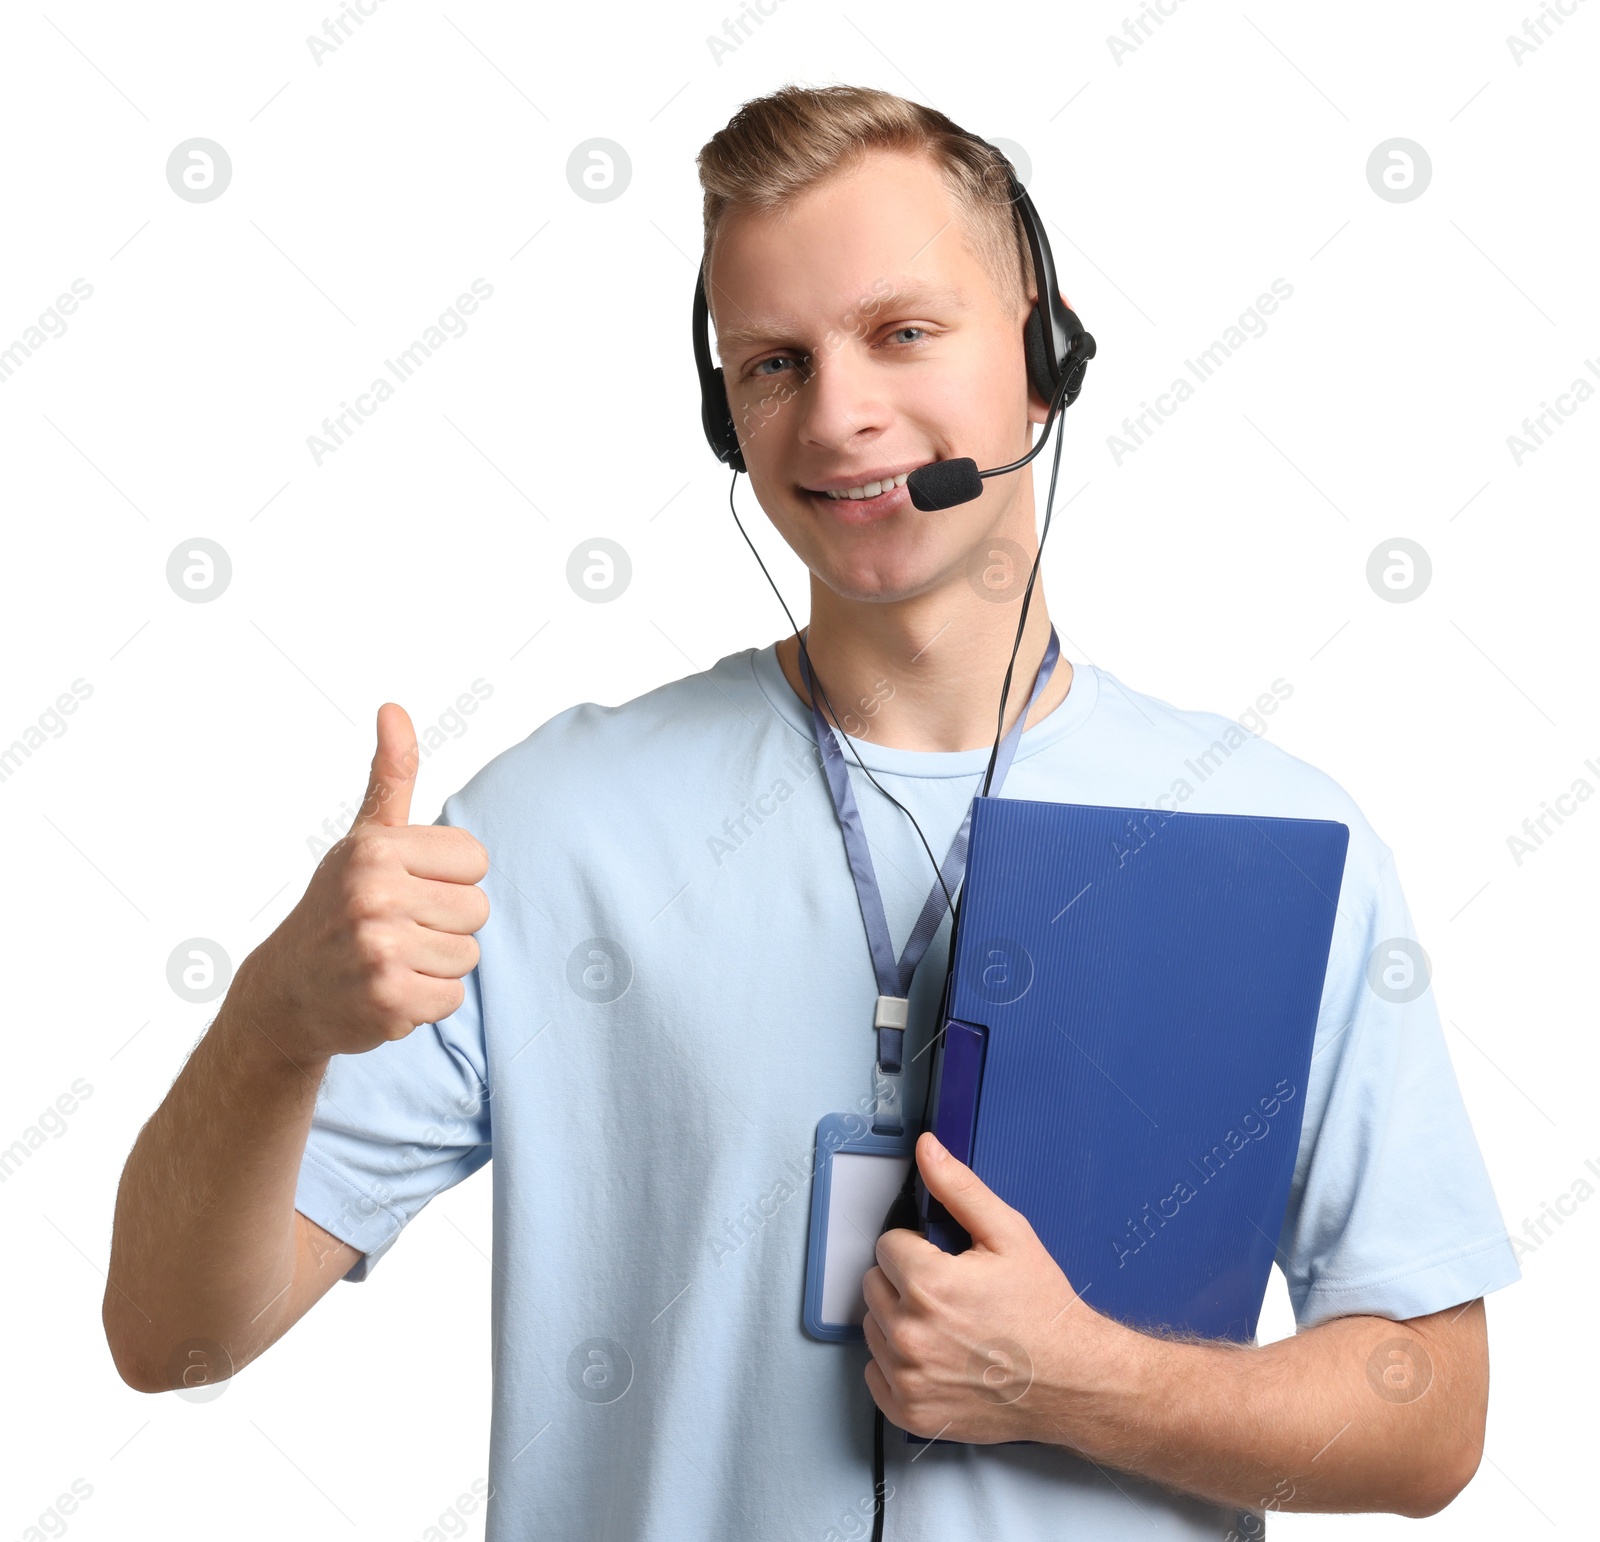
[{"left": 355, "top": 702, "right": 419, "bottom": 828}]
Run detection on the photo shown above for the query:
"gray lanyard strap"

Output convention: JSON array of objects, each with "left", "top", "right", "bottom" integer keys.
[{"left": 798, "top": 627, "right": 1061, "bottom": 1133}]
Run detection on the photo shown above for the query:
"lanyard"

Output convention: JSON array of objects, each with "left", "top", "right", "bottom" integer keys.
[{"left": 798, "top": 626, "right": 1061, "bottom": 1134}]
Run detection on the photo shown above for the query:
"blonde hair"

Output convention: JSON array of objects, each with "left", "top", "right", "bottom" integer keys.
[{"left": 695, "top": 84, "right": 1035, "bottom": 317}]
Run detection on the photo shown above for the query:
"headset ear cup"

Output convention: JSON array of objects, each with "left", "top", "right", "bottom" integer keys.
[
  {"left": 1023, "top": 306, "right": 1058, "bottom": 407},
  {"left": 709, "top": 366, "right": 746, "bottom": 472}
]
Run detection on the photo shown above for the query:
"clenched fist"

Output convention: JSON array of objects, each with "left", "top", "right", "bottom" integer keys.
[{"left": 237, "top": 703, "right": 491, "bottom": 1063}]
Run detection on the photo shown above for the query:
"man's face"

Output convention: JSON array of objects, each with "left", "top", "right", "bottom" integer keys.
[{"left": 707, "top": 148, "right": 1046, "bottom": 605}]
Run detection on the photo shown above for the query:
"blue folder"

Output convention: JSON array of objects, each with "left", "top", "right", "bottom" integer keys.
[{"left": 919, "top": 796, "right": 1349, "bottom": 1347}]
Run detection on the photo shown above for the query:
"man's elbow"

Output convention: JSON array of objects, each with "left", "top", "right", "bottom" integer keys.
[
  {"left": 104, "top": 1327, "right": 170, "bottom": 1395},
  {"left": 103, "top": 1297, "right": 168, "bottom": 1395},
  {"left": 109, "top": 1349, "right": 171, "bottom": 1395},
  {"left": 1395, "top": 1430, "right": 1483, "bottom": 1518},
  {"left": 107, "top": 1334, "right": 248, "bottom": 1397}
]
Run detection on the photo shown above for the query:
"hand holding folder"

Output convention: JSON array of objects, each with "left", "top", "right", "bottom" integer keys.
[{"left": 863, "top": 1125, "right": 1093, "bottom": 1446}]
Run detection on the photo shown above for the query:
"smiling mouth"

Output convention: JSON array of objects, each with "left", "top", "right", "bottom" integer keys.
[
  {"left": 816, "top": 471, "right": 912, "bottom": 501},
  {"left": 801, "top": 477, "right": 912, "bottom": 522}
]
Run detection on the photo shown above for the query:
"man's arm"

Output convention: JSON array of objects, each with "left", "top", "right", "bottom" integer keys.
[
  {"left": 1048, "top": 1297, "right": 1486, "bottom": 1518},
  {"left": 864, "top": 1132, "right": 1490, "bottom": 1519},
  {"left": 103, "top": 973, "right": 363, "bottom": 1394},
  {"left": 103, "top": 702, "right": 487, "bottom": 1392}
]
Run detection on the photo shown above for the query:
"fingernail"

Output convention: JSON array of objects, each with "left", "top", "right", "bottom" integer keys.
[{"left": 925, "top": 1132, "right": 946, "bottom": 1159}]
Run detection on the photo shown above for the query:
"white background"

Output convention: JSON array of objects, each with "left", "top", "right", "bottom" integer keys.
[{"left": 1, "top": 1, "right": 1593, "bottom": 1537}]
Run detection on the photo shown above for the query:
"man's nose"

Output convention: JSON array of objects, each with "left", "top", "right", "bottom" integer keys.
[{"left": 793, "top": 344, "right": 892, "bottom": 452}]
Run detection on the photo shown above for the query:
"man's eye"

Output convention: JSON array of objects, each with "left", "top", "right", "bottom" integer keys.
[{"left": 747, "top": 327, "right": 925, "bottom": 379}]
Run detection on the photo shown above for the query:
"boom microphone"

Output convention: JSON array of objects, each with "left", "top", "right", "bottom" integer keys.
[
  {"left": 906, "top": 457, "right": 984, "bottom": 511},
  {"left": 904, "top": 367, "right": 1078, "bottom": 512}
]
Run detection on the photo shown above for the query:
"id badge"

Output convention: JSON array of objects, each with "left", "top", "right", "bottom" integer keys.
[{"left": 801, "top": 1112, "right": 915, "bottom": 1341}]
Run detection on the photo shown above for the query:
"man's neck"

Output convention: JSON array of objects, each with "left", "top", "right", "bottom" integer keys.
[{"left": 774, "top": 575, "right": 1073, "bottom": 754}]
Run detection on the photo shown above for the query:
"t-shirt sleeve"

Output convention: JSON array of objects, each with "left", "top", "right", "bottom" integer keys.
[
  {"left": 1276, "top": 845, "right": 1520, "bottom": 1326},
  {"left": 292, "top": 945, "right": 492, "bottom": 1284}
]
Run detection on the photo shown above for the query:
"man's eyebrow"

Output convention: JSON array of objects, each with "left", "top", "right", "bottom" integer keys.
[{"left": 712, "top": 281, "right": 969, "bottom": 352}]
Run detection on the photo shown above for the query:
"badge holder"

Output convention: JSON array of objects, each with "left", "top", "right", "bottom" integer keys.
[
  {"left": 802, "top": 1118, "right": 913, "bottom": 1341},
  {"left": 803, "top": 994, "right": 917, "bottom": 1341}
]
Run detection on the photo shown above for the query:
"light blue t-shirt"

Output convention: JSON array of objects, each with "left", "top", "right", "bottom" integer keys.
[{"left": 293, "top": 644, "right": 1519, "bottom": 1540}]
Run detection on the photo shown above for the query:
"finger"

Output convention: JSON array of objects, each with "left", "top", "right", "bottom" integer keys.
[
  {"left": 915, "top": 1131, "right": 1025, "bottom": 1252},
  {"left": 873, "top": 1229, "right": 934, "bottom": 1300},
  {"left": 401, "top": 923, "right": 480, "bottom": 979},
  {"left": 861, "top": 1262, "right": 898, "bottom": 1314},
  {"left": 355, "top": 703, "right": 419, "bottom": 829},
  {"left": 863, "top": 1356, "right": 901, "bottom": 1426},
  {"left": 373, "top": 969, "right": 468, "bottom": 1033},
  {"left": 405, "top": 874, "right": 491, "bottom": 935},
  {"left": 861, "top": 1301, "right": 905, "bottom": 1371},
  {"left": 861, "top": 1266, "right": 906, "bottom": 1339},
  {"left": 404, "top": 972, "right": 469, "bottom": 1028},
  {"left": 387, "top": 825, "right": 490, "bottom": 883}
]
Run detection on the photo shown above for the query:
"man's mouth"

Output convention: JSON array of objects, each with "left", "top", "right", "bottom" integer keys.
[
  {"left": 800, "top": 464, "right": 921, "bottom": 520},
  {"left": 816, "top": 471, "right": 911, "bottom": 501}
]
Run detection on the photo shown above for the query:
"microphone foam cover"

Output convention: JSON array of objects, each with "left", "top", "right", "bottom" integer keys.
[{"left": 907, "top": 457, "right": 983, "bottom": 511}]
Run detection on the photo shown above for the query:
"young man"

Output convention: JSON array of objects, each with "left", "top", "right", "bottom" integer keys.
[{"left": 104, "top": 86, "right": 1518, "bottom": 1539}]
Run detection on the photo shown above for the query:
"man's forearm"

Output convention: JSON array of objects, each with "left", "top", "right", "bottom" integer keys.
[
  {"left": 1029, "top": 1299, "right": 1486, "bottom": 1519},
  {"left": 103, "top": 958, "right": 331, "bottom": 1392}
]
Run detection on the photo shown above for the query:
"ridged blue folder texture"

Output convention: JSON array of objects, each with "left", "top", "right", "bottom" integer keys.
[{"left": 920, "top": 796, "right": 1349, "bottom": 1344}]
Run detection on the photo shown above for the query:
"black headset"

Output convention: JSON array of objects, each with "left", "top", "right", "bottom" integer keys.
[{"left": 691, "top": 132, "right": 1096, "bottom": 473}]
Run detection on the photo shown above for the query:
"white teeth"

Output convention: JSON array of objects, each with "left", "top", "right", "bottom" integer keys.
[{"left": 825, "top": 472, "right": 910, "bottom": 501}]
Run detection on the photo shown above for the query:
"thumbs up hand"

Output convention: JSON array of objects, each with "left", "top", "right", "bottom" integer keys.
[
  {"left": 861, "top": 1132, "right": 1139, "bottom": 1449},
  {"left": 237, "top": 703, "right": 491, "bottom": 1063}
]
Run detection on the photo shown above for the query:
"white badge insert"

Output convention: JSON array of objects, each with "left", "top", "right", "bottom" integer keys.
[{"left": 821, "top": 1153, "right": 914, "bottom": 1325}]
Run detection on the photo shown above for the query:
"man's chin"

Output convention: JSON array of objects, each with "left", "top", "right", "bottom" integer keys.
[
  {"left": 765, "top": 501, "right": 977, "bottom": 606},
  {"left": 801, "top": 548, "right": 967, "bottom": 608}
]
